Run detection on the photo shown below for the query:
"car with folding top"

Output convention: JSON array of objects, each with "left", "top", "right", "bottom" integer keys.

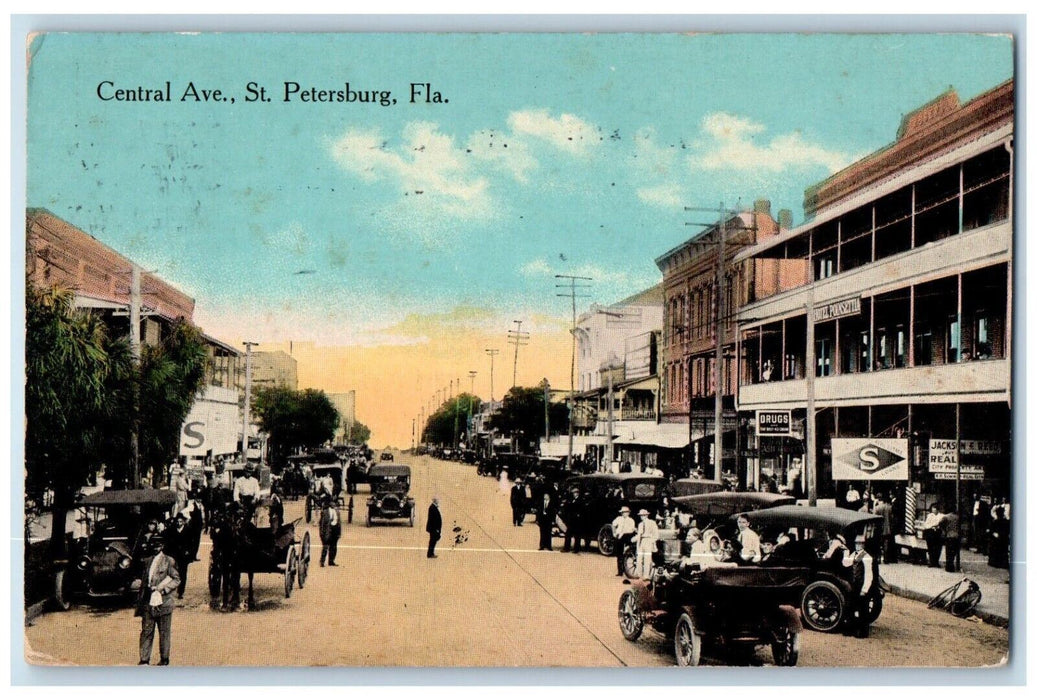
[
  {"left": 52, "top": 488, "right": 179, "bottom": 610},
  {"left": 366, "top": 464, "right": 416, "bottom": 527},
  {"left": 559, "top": 473, "right": 668, "bottom": 556}
]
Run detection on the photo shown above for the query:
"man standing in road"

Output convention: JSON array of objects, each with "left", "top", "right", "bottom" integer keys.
[
  {"left": 611, "top": 506, "right": 636, "bottom": 576},
  {"left": 634, "top": 509, "right": 659, "bottom": 579},
  {"left": 319, "top": 497, "right": 341, "bottom": 567},
  {"left": 510, "top": 478, "right": 526, "bottom": 527},
  {"left": 873, "top": 493, "right": 896, "bottom": 564},
  {"left": 537, "top": 490, "right": 557, "bottom": 551},
  {"left": 426, "top": 497, "right": 442, "bottom": 558},
  {"left": 136, "top": 534, "right": 180, "bottom": 666},
  {"left": 166, "top": 513, "right": 193, "bottom": 600},
  {"left": 841, "top": 534, "right": 875, "bottom": 638}
]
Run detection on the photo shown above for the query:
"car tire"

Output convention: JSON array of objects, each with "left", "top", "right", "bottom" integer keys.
[
  {"left": 771, "top": 626, "right": 800, "bottom": 666},
  {"left": 53, "top": 569, "right": 71, "bottom": 611},
  {"left": 801, "top": 580, "right": 846, "bottom": 633},
  {"left": 865, "top": 590, "right": 884, "bottom": 623},
  {"left": 673, "top": 612, "right": 703, "bottom": 667},
  {"left": 366, "top": 510, "right": 374, "bottom": 527},
  {"left": 617, "top": 589, "right": 644, "bottom": 641},
  {"left": 622, "top": 550, "right": 638, "bottom": 579},
  {"left": 597, "top": 525, "right": 616, "bottom": 557}
]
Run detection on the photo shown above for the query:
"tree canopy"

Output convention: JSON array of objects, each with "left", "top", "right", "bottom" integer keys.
[
  {"left": 346, "top": 420, "right": 371, "bottom": 445},
  {"left": 423, "top": 393, "right": 481, "bottom": 447},
  {"left": 252, "top": 386, "right": 340, "bottom": 467},
  {"left": 487, "top": 385, "right": 568, "bottom": 452}
]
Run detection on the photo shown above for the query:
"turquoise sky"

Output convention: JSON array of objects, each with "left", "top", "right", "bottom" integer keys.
[{"left": 26, "top": 32, "right": 1014, "bottom": 345}]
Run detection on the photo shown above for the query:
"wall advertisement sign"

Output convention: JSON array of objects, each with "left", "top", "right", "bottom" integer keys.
[
  {"left": 756, "top": 409, "right": 792, "bottom": 436},
  {"left": 928, "top": 438, "right": 994, "bottom": 478},
  {"left": 831, "top": 438, "right": 909, "bottom": 481}
]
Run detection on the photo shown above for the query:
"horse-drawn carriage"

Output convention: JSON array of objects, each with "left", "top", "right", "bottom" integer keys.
[
  {"left": 208, "top": 496, "right": 310, "bottom": 610},
  {"left": 305, "top": 463, "right": 345, "bottom": 523}
]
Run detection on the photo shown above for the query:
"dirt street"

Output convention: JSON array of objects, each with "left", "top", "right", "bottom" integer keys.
[{"left": 24, "top": 455, "right": 1009, "bottom": 668}]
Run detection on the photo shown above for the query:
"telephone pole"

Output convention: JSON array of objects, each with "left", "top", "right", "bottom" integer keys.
[
  {"left": 241, "top": 341, "right": 258, "bottom": 462},
  {"left": 507, "top": 320, "right": 529, "bottom": 389},
  {"left": 485, "top": 348, "right": 499, "bottom": 402},
  {"left": 556, "top": 274, "right": 592, "bottom": 469},
  {"left": 129, "top": 264, "right": 142, "bottom": 487}
]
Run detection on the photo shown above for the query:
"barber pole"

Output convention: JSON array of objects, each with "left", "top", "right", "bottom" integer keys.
[{"left": 903, "top": 485, "right": 917, "bottom": 535}]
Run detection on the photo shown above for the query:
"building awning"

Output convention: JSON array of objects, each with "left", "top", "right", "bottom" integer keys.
[{"left": 615, "top": 423, "right": 691, "bottom": 449}]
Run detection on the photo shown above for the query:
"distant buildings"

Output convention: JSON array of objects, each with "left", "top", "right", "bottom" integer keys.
[
  {"left": 327, "top": 391, "right": 357, "bottom": 443},
  {"left": 250, "top": 350, "right": 299, "bottom": 390}
]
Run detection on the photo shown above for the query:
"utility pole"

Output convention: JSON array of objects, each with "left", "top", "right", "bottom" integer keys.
[
  {"left": 684, "top": 202, "right": 756, "bottom": 485},
  {"left": 485, "top": 348, "right": 499, "bottom": 402},
  {"left": 412, "top": 418, "right": 416, "bottom": 451},
  {"left": 468, "top": 370, "right": 477, "bottom": 447},
  {"left": 556, "top": 274, "right": 592, "bottom": 469},
  {"left": 242, "top": 341, "right": 258, "bottom": 463},
  {"left": 507, "top": 320, "right": 529, "bottom": 389},
  {"left": 543, "top": 379, "right": 550, "bottom": 440},
  {"left": 129, "top": 264, "right": 142, "bottom": 488}
]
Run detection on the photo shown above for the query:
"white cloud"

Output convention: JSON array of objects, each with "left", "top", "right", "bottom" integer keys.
[
  {"left": 519, "top": 258, "right": 657, "bottom": 289},
  {"left": 691, "top": 112, "right": 856, "bottom": 173},
  {"left": 465, "top": 128, "right": 538, "bottom": 183},
  {"left": 636, "top": 183, "right": 683, "bottom": 208},
  {"left": 328, "top": 122, "right": 491, "bottom": 219},
  {"left": 507, "top": 109, "right": 601, "bottom": 155},
  {"left": 519, "top": 258, "right": 553, "bottom": 277}
]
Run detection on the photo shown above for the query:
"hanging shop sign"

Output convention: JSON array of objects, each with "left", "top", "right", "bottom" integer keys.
[
  {"left": 756, "top": 409, "right": 792, "bottom": 436},
  {"left": 831, "top": 438, "right": 909, "bottom": 481},
  {"left": 812, "top": 296, "right": 861, "bottom": 323}
]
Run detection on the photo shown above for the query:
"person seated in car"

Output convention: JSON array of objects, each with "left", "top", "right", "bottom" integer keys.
[{"left": 735, "top": 514, "right": 762, "bottom": 564}]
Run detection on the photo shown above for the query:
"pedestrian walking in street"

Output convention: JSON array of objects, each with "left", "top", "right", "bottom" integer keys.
[
  {"left": 136, "top": 534, "right": 180, "bottom": 666},
  {"left": 611, "top": 506, "right": 636, "bottom": 576},
  {"left": 941, "top": 507, "right": 961, "bottom": 572},
  {"left": 426, "top": 497, "right": 442, "bottom": 558},
  {"left": 634, "top": 508, "right": 659, "bottom": 579},
  {"left": 319, "top": 497, "right": 341, "bottom": 567},
  {"left": 537, "top": 491, "right": 556, "bottom": 551},
  {"left": 922, "top": 503, "right": 945, "bottom": 568},
  {"left": 510, "top": 478, "right": 526, "bottom": 526},
  {"left": 987, "top": 502, "right": 1009, "bottom": 568},
  {"left": 561, "top": 487, "right": 582, "bottom": 553},
  {"left": 166, "top": 514, "right": 193, "bottom": 599}
]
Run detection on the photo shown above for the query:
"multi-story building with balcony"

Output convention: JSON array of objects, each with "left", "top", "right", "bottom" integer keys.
[{"left": 734, "top": 81, "right": 1012, "bottom": 518}]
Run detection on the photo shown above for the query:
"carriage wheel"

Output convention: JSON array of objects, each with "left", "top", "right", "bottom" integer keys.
[
  {"left": 617, "top": 589, "right": 644, "bottom": 641},
  {"left": 298, "top": 532, "right": 311, "bottom": 589},
  {"left": 674, "top": 613, "right": 703, "bottom": 667},
  {"left": 284, "top": 547, "right": 298, "bottom": 598}
]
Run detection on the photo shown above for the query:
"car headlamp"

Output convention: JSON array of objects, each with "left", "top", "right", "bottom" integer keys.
[
  {"left": 117, "top": 556, "right": 132, "bottom": 570},
  {"left": 76, "top": 556, "right": 91, "bottom": 571}
]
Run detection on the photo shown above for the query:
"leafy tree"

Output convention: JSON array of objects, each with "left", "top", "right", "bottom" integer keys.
[
  {"left": 25, "top": 284, "right": 132, "bottom": 555},
  {"left": 346, "top": 420, "right": 371, "bottom": 445},
  {"left": 252, "top": 386, "right": 340, "bottom": 468},
  {"left": 487, "top": 386, "right": 568, "bottom": 452},
  {"left": 137, "top": 319, "right": 208, "bottom": 486},
  {"left": 423, "top": 393, "right": 481, "bottom": 447}
]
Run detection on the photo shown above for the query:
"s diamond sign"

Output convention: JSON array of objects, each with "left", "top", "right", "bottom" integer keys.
[{"left": 831, "top": 438, "right": 909, "bottom": 481}]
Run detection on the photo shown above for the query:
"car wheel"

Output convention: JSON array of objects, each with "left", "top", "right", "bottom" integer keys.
[
  {"left": 284, "top": 547, "right": 297, "bottom": 598},
  {"left": 53, "top": 569, "right": 71, "bottom": 611},
  {"left": 366, "top": 510, "right": 373, "bottom": 527},
  {"left": 865, "top": 590, "right": 884, "bottom": 623},
  {"left": 801, "top": 580, "right": 846, "bottom": 633},
  {"left": 622, "top": 550, "right": 638, "bottom": 579},
  {"left": 617, "top": 589, "right": 644, "bottom": 641},
  {"left": 597, "top": 525, "right": 616, "bottom": 557},
  {"left": 673, "top": 612, "right": 703, "bottom": 667},
  {"left": 771, "top": 626, "right": 800, "bottom": 666}
]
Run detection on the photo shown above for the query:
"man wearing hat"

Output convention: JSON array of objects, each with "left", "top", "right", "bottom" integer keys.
[
  {"left": 136, "top": 534, "right": 180, "bottom": 666},
  {"left": 233, "top": 464, "right": 261, "bottom": 512},
  {"left": 634, "top": 508, "right": 659, "bottom": 579},
  {"left": 841, "top": 534, "right": 875, "bottom": 637},
  {"left": 510, "top": 478, "right": 527, "bottom": 527},
  {"left": 166, "top": 513, "right": 193, "bottom": 599},
  {"left": 610, "top": 506, "right": 636, "bottom": 576}
]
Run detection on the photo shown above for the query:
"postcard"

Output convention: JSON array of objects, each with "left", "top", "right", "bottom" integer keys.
[{"left": 21, "top": 29, "right": 1013, "bottom": 670}]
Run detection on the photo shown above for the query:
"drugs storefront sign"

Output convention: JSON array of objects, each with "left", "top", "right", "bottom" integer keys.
[
  {"left": 928, "top": 439, "right": 989, "bottom": 480},
  {"left": 831, "top": 438, "right": 909, "bottom": 481},
  {"left": 756, "top": 409, "right": 792, "bottom": 436}
]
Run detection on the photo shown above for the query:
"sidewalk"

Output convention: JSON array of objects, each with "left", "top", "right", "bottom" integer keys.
[{"left": 880, "top": 549, "right": 1011, "bottom": 627}]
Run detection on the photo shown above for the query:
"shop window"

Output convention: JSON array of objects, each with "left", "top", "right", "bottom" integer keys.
[
  {"left": 815, "top": 255, "right": 834, "bottom": 280},
  {"left": 837, "top": 303, "right": 870, "bottom": 373},
  {"left": 759, "top": 322, "right": 783, "bottom": 382},
  {"left": 962, "top": 147, "right": 1010, "bottom": 232},
  {"left": 812, "top": 222, "right": 838, "bottom": 280},
  {"left": 784, "top": 316, "right": 807, "bottom": 380},
  {"left": 914, "top": 328, "right": 934, "bottom": 366},
  {"left": 816, "top": 338, "right": 832, "bottom": 377},
  {"left": 915, "top": 166, "right": 961, "bottom": 246}
]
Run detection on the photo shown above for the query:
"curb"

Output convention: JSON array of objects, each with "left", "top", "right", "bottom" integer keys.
[
  {"left": 885, "top": 583, "right": 1008, "bottom": 629},
  {"left": 24, "top": 599, "right": 48, "bottom": 625}
]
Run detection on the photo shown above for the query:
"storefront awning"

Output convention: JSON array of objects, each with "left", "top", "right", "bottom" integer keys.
[{"left": 615, "top": 424, "right": 691, "bottom": 449}]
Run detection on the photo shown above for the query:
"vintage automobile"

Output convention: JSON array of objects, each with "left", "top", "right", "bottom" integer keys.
[
  {"left": 671, "top": 478, "right": 726, "bottom": 498},
  {"left": 614, "top": 491, "right": 798, "bottom": 579},
  {"left": 718, "top": 505, "right": 885, "bottom": 633},
  {"left": 53, "top": 489, "right": 179, "bottom": 610},
  {"left": 560, "top": 473, "right": 668, "bottom": 556},
  {"left": 366, "top": 464, "right": 416, "bottom": 527},
  {"left": 379, "top": 451, "right": 395, "bottom": 462},
  {"left": 619, "top": 559, "right": 805, "bottom": 666}
]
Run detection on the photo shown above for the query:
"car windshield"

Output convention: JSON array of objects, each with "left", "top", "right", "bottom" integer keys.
[{"left": 631, "top": 481, "right": 660, "bottom": 498}]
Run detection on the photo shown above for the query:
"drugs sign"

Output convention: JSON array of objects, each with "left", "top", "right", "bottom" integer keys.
[
  {"left": 756, "top": 410, "right": 792, "bottom": 436},
  {"left": 831, "top": 438, "right": 909, "bottom": 481}
]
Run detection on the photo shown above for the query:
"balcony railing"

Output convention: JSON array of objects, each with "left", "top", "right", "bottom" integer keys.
[{"left": 619, "top": 407, "right": 657, "bottom": 421}]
